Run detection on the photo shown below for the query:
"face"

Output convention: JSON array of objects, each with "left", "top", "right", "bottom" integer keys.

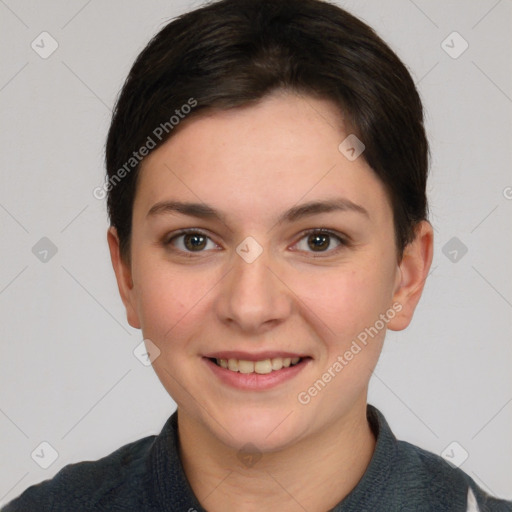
[{"left": 109, "top": 91, "right": 432, "bottom": 452}]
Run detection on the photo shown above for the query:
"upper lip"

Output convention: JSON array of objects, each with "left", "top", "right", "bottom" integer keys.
[{"left": 203, "top": 351, "right": 309, "bottom": 361}]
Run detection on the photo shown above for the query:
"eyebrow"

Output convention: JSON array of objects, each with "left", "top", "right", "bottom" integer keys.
[{"left": 147, "top": 198, "right": 369, "bottom": 224}]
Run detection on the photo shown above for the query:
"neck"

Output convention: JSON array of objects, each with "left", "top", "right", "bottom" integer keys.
[{"left": 177, "top": 401, "right": 376, "bottom": 512}]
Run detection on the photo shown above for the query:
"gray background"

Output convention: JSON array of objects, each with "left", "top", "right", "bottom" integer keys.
[{"left": 1, "top": 0, "right": 511, "bottom": 505}]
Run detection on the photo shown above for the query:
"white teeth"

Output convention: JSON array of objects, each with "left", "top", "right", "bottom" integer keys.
[
  {"left": 271, "top": 358, "right": 283, "bottom": 370},
  {"left": 254, "top": 359, "right": 272, "bottom": 374},
  {"left": 238, "top": 360, "right": 255, "bottom": 374},
  {"left": 215, "top": 356, "right": 302, "bottom": 373}
]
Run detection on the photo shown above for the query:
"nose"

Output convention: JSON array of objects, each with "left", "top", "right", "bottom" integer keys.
[{"left": 214, "top": 244, "right": 293, "bottom": 334}]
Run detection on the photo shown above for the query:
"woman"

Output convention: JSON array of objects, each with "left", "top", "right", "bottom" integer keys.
[{"left": 4, "top": 0, "right": 511, "bottom": 510}]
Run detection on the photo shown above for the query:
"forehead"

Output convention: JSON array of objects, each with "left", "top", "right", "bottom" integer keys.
[{"left": 134, "top": 92, "right": 392, "bottom": 227}]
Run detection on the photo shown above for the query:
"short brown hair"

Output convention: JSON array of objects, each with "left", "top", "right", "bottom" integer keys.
[{"left": 105, "top": 0, "right": 429, "bottom": 261}]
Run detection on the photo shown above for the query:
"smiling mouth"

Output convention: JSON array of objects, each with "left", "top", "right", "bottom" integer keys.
[{"left": 209, "top": 356, "right": 307, "bottom": 374}]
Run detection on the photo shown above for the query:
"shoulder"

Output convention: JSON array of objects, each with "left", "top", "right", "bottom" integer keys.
[
  {"left": 362, "top": 406, "right": 511, "bottom": 511},
  {"left": 2, "top": 434, "right": 157, "bottom": 512},
  {"left": 394, "top": 439, "right": 512, "bottom": 511}
]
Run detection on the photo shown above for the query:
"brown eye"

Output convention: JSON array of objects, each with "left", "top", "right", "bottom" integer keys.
[
  {"left": 307, "top": 233, "right": 330, "bottom": 251},
  {"left": 183, "top": 233, "right": 207, "bottom": 251},
  {"left": 166, "top": 230, "right": 217, "bottom": 253},
  {"left": 294, "top": 230, "right": 346, "bottom": 254}
]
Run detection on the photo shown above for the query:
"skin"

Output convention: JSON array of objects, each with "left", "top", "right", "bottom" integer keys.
[{"left": 108, "top": 90, "right": 433, "bottom": 511}]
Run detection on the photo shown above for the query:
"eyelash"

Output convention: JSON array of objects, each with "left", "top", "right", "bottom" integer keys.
[{"left": 163, "top": 228, "right": 350, "bottom": 258}]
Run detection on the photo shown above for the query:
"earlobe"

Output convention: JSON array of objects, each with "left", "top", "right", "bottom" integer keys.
[
  {"left": 387, "top": 221, "right": 434, "bottom": 331},
  {"left": 107, "top": 227, "right": 141, "bottom": 329}
]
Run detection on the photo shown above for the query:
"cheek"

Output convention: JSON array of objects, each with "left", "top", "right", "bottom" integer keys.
[
  {"left": 294, "top": 264, "right": 393, "bottom": 341},
  {"left": 132, "top": 258, "right": 205, "bottom": 341}
]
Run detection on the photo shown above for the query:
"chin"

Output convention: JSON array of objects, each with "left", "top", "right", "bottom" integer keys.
[{"left": 207, "top": 405, "right": 308, "bottom": 453}]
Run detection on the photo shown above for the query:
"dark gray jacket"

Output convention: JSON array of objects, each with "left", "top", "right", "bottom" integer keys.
[{"left": 3, "top": 405, "right": 511, "bottom": 511}]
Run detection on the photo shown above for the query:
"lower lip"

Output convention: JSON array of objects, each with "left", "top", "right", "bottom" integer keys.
[{"left": 203, "top": 358, "right": 310, "bottom": 391}]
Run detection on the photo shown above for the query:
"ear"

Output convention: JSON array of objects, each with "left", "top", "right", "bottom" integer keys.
[
  {"left": 387, "top": 220, "right": 434, "bottom": 331},
  {"left": 107, "top": 226, "right": 141, "bottom": 329}
]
